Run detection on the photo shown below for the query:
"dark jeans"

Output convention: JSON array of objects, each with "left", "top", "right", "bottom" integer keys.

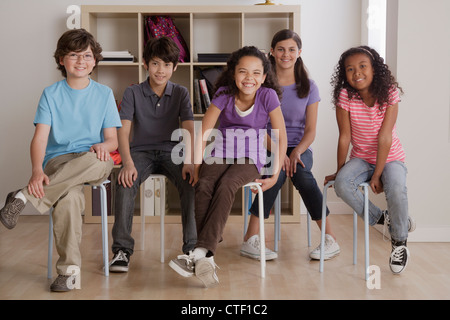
[
  {"left": 112, "top": 150, "right": 196, "bottom": 255},
  {"left": 250, "top": 148, "right": 329, "bottom": 220},
  {"left": 195, "top": 159, "right": 260, "bottom": 254}
]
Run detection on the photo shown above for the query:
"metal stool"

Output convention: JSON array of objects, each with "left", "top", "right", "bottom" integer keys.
[
  {"left": 319, "top": 180, "right": 370, "bottom": 280},
  {"left": 48, "top": 180, "right": 110, "bottom": 278},
  {"left": 242, "top": 182, "right": 266, "bottom": 278},
  {"left": 244, "top": 189, "right": 312, "bottom": 252},
  {"left": 140, "top": 174, "right": 166, "bottom": 263}
]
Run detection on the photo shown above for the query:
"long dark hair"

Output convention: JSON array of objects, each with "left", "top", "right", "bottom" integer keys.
[
  {"left": 213, "top": 46, "right": 282, "bottom": 100},
  {"left": 269, "top": 29, "right": 310, "bottom": 99},
  {"left": 331, "top": 45, "right": 403, "bottom": 110}
]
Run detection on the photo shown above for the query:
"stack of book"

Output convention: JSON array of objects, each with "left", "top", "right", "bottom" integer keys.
[{"left": 102, "top": 51, "right": 135, "bottom": 62}]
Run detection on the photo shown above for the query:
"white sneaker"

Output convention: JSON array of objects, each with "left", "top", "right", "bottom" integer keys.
[
  {"left": 195, "top": 256, "right": 219, "bottom": 288},
  {"left": 309, "top": 234, "right": 341, "bottom": 260},
  {"left": 240, "top": 234, "right": 278, "bottom": 261}
]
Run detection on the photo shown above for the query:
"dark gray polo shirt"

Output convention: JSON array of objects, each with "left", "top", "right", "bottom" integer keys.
[{"left": 119, "top": 78, "right": 193, "bottom": 152}]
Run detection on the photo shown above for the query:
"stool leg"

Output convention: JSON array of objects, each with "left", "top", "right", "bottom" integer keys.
[
  {"left": 256, "top": 185, "right": 266, "bottom": 278},
  {"left": 353, "top": 211, "right": 357, "bottom": 265},
  {"left": 319, "top": 181, "right": 334, "bottom": 273},
  {"left": 160, "top": 178, "right": 165, "bottom": 263},
  {"left": 140, "top": 181, "right": 145, "bottom": 251},
  {"left": 48, "top": 208, "right": 54, "bottom": 279},
  {"left": 274, "top": 191, "right": 280, "bottom": 252},
  {"left": 243, "top": 187, "right": 249, "bottom": 235},
  {"left": 99, "top": 185, "right": 109, "bottom": 277},
  {"left": 307, "top": 211, "right": 311, "bottom": 247},
  {"left": 363, "top": 185, "right": 370, "bottom": 281}
]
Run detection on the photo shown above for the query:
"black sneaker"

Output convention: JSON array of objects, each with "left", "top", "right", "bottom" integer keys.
[
  {"left": 389, "top": 239, "right": 410, "bottom": 274},
  {"left": 109, "top": 250, "right": 130, "bottom": 272}
]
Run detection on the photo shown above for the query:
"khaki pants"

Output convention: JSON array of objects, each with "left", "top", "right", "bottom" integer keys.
[{"left": 24, "top": 152, "right": 113, "bottom": 275}]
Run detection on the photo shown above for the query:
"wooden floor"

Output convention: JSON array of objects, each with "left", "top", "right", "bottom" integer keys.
[{"left": 1, "top": 214, "right": 449, "bottom": 300}]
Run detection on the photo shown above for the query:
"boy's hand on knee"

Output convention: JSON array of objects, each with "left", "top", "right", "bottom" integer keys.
[
  {"left": 28, "top": 172, "right": 50, "bottom": 199},
  {"left": 90, "top": 144, "right": 111, "bottom": 162},
  {"left": 118, "top": 165, "right": 137, "bottom": 188}
]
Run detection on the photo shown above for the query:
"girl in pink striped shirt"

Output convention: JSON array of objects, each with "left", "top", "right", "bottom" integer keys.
[{"left": 326, "top": 46, "right": 415, "bottom": 274}]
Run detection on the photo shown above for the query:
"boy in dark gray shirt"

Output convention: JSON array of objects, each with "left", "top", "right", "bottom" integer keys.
[{"left": 109, "top": 37, "right": 196, "bottom": 272}]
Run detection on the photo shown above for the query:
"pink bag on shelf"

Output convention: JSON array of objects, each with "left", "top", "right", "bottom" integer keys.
[{"left": 144, "top": 16, "right": 190, "bottom": 63}]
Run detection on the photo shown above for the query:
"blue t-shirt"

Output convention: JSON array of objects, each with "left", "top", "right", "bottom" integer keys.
[{"left": 34, "top": 79, "right": 122, "bottom": 167}]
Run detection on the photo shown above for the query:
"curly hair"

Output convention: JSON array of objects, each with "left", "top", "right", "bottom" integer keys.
[
  {"left": 54, "top": 28, "right": 103, "bottom": 78},
  {"left": 213, "top": 46, "right": 282, "bottom": 100},
  {"left": 330, "top": 45, "right": 403, "bottom": 110}
]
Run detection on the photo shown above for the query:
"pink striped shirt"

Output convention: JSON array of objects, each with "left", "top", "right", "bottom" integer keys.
[{"left": 337, "top": 87, "right": 405, "bottom": 164}]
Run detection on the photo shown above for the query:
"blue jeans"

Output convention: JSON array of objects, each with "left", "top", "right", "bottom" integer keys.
[
  {"left": 334, "top": 158, "right": 409, "bottom": 241},
  {"left": 250, "top": 148, "right": 329, "bottom": 220},
  {"left": 112, "top": 150, "right": 196, "bottom": 255}
]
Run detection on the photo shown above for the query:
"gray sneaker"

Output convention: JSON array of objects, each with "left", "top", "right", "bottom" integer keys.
[
  {"left": 50, "top": 275, "right": 74, "bottom": 292},
  {"left": 169, "top": 253, "right": 195, "bottom": 277},
  {"left": 195, "top": 256, "right": 219, "bottom": 288},
  {"left": 0, "top": 190, "right": 25, "bottom": 229}
]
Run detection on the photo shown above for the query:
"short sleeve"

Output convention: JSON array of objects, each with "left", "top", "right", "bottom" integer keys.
[
  {"left": 177, "top": 86, "right": 194, "bottom": 122},
  {"left": 103, "top": 89, "right": 122, "bottom": 129},
  {"left": 261, "top": 87, "right": 280, "bottom": 113},
  {"left": 307, "top": 80, "right": 321, "bottom": 106},
  {"left": 388, "top": 86, "right": 401, "bottom": 106},
  {"left": 34, "top": 90, "right": 52, "bottom": 126},
  {"left": 211, "top": 87, "right": 229, "bottom": 111},
  {"left": 119, "top": 85, "right": 136, "bottom": 121},
  {"left": 337, "top": 89, "right": 350, "bottom": 111}
]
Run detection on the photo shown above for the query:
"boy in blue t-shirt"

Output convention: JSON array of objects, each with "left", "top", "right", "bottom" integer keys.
[
  {"left": 0, "top": 29, "right": 122, "bottom": 292},
  {"left": 109, "top": 37, "right": 196, "bottom": 272}
]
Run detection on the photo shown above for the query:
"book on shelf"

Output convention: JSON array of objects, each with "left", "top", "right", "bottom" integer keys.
[
  {"left": 193, "top": 79, "right": 203, "bottom": 114},
  {"left": 199, "top": 79, "right": 211, "bottom": 112},
  {"left": 198, "top": 53, "right": 230, "bottom": 63},
  {"left": 101, "top": 51, "right": 135, "bottom": 62}
]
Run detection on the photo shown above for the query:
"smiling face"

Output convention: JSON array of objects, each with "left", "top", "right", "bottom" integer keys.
[
  {"left": 233, "top": 55, "right": 267, "bottom": 100},
  {"left": 59, "top": 46, "right": 96, "bottom": 80},
  {"left": 271, "top": 38, "right": 301, "bottom": 71},
  {"left": 145, "top": 57, "right": 176, "bottom": 91},
  {"left": 344, "top": 53, "right": 374, "bottom": 95}
]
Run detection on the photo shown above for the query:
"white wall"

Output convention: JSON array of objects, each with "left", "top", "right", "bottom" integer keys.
[
  {"left": 395, "top": 0, "right": 450, "bottom": 241},
  {"left": 0, "top": 0, "right": 448, "bottom": 241}
]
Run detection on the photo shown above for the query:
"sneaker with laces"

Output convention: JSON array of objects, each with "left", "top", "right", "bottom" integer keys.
[
  {"left": 0, "top": 190, "right": 25, "bottom": 229},
  {"left": 195, "top": 256, "right": 219, "bottom": 288},
  {"left": 309, "top": 234, "right": 341, "bottom": 260},
  {"left": 389, "top": 239, "right": 410, "bottom": 274},
  {"left": 109, "top": 250, "right": 130, "bottom": 272},
  {"left": 169, "top": 253, "right": 195, "bottom": 277},
  {"left": 240, "top": 234, "right": 278, "bottom": 261}
]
